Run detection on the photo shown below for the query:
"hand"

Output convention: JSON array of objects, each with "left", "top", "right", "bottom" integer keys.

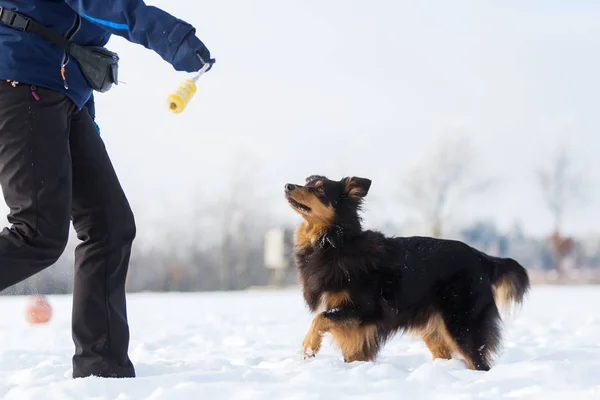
[
  {"left": 172, "top": 31, "right": 215, "bottom": 73},
  {"left": 196, "top": 46, "right": 215, "bottom": 72}
]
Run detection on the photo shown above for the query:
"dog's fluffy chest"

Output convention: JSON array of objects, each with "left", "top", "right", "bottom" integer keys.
[{"left": 295, "top": 249, "right": 354, "bottom": 311}]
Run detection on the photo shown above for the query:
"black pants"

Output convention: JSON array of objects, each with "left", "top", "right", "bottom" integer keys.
[{"left": 0, "top": 81, "right": 136, "bottom": 378}]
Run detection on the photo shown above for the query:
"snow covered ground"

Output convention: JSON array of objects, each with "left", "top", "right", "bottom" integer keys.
[{"left": 0, "top": 285, "right": 599, "bottom": 399}]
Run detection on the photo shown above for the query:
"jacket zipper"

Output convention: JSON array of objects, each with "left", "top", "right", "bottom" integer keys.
[{"left": 60, "top": 14, "right": 80, "bottom": 90}]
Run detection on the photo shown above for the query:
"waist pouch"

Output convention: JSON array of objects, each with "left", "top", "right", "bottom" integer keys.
[
  {"left": 68, "top": 43, "right": 119, "bottom": 93},
  {"left": 0, "top": 7, "right": 119, "bottom": 93}
]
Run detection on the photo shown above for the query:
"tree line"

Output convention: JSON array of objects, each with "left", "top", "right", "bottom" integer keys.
[{"left": 1, "top": 136, "right": 595, "bottom": 295}]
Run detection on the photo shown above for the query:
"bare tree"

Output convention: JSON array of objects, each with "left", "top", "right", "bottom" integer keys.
[
  {"left": 537, "top": 147, "right": 585, "bottom": 278},
  {"left": 398, "top": 136, "right": 491, "bottom": 238},
  {"left": 187, "top": 151, "right": 273, "bottom": 290},
  {"left": 537, "top": 147, "right": 586, "bottom": 232}
]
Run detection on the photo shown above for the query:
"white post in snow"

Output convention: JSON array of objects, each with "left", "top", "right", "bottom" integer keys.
[{"left": 264, "top": 227, "right": 293, "bottom": 287}]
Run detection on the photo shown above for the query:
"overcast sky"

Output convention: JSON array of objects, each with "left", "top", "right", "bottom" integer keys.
[{"left": 4, "top": 0, "right": 599, "bottom": 244}]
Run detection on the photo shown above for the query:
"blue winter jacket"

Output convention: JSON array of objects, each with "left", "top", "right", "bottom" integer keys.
[{"left": 0, "top": 0, "right": 202, "bottom": 117}]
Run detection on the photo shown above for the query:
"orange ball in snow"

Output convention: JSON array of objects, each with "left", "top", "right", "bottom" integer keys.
[{"left": 25, "top": 295, "right": 52, "bottom": 324}]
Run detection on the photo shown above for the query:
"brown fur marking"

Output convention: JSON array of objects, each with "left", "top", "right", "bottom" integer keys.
[
  {"left": 421, "top": 331, "right": 453, "bottom": 360},
  {"left": 301, "top": 313, "right": 326, "bottom": 357},
  {"left": 301, "top": 311, "right": 379, "bottom": 363},
  {"left": 295, "top": 220, "right": 332, "bottom": 250},
  {"left": 409, "top": 312, "right": 480, "bottom": 370},
  {"left": 302, "top": 290, "right": 378, "bottom": 362},
  {"left": 288, "top": 187, "right": 334, "bottom": 224},
  {"left": 492, "top": 276, "right": 519, "bottom": 315},
  {"left": 330, "top": 323, "right": 378, "bottom": 362},
  {"left": 301, "top": 290, "right": 352, "bottom": 357},
  {"left": 343, "top": 176, "right": 367, "bottom": 199},
  {"left": 304, "top": 175, "right": 322, "bottom": 184},
  {"left": 324, "top": 290, "right": 352, "bottom": 309}
]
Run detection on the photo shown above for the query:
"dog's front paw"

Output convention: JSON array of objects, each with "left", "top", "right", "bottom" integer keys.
[
  {"left": 303, "top": 346, "right": 317, "bottom": 359},
  {"left": 301, "top": 333, "right": 322, "bottom": 359}
]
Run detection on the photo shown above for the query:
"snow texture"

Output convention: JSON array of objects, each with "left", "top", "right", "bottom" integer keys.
[{"left": 0, "top": 285, "right": 599, "bottom": 399}]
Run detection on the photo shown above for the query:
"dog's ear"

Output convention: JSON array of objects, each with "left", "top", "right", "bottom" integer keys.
[{"left": 342, "top": 176, "right": 372, "bottom": 199}]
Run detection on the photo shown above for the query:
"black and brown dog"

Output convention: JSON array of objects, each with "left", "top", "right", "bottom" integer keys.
[{"left": 285, "top": 175, "right": 530, "bottom": 371}]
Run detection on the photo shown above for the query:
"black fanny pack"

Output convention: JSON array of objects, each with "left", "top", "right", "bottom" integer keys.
[
  {"left": 0, "top": 7, "right": 118, "bottom": 93},
  {"left": 67, "top": 43, "right": 119, "bottom": 92}
]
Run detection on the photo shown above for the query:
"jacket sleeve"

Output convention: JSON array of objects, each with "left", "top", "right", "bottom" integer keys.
[{"left": 62, "top": 0, "right": 196, "bottom": 66}]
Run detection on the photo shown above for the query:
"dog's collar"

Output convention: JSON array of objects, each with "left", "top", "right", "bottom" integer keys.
[{"left": 317, "top": 225, "right": 346, "bottom": 249}]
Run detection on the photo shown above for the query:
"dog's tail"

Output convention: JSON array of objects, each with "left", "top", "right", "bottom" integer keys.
[{"left": 488, "top": 256, "right": 530, "bottom": 315}]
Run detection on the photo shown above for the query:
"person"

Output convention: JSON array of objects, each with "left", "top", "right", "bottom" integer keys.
[{"left": 0, "top": 0, "right": 214, "bottom": 379}]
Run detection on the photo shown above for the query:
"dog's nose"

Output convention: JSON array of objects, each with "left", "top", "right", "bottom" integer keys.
[{"left": 285, "top": 184, "right": 296, "bottom": 191}]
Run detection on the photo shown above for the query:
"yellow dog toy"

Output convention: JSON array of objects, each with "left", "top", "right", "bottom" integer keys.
[{"left": 166, "top": 62, "right": 210, "bottom": 114}]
